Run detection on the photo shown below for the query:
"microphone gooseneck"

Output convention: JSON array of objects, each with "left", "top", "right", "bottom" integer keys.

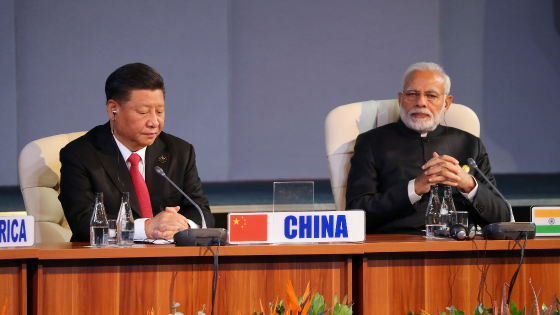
[
  {"left": 467, "top": 158, "right": 514, "bottom": 222},
  {"left": 154, "top": 166, "right": 207, "bottom": 228}
]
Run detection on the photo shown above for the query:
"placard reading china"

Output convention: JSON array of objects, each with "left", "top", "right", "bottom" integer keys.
[{"left": 227, "top": 211, "right": 365, "bottom": 244}]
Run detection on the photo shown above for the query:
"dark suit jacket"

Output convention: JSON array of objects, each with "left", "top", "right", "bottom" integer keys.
[
  {"left": 345, "top": 119, "right": 510, "bottom": 234},
  {"left": 59, "top": 122, "right": 215, "bottom": 242}
]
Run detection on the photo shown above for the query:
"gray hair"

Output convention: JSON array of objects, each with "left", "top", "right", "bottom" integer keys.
[{"left": 401, "top": 62, "right": 451, "bottom": 94}]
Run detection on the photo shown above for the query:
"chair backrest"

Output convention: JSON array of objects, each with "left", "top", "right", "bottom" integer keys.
[
  {"left": 18, "top": 131, "right": 86, "bottom": 242},
  {"left": 325, "top": 99, "right": 480, "bottom": 210}
]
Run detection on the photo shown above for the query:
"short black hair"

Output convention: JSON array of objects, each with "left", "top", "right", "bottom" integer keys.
[{"left": 105, "top": 63, "right": 165, "bottom": 104}]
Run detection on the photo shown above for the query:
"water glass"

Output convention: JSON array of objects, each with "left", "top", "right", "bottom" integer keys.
[
  {"left": 118, "top": 221, "right": 135, "bottom": 246},
  {"left": 108, "top": 220, "right": 117, "bottom": 245},
  {"left": 453, "top": 211, "right": 469, "bottom": 228}
]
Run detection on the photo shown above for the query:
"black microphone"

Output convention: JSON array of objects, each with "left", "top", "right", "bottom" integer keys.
[
  {"left": 467, "top": 158, "right": 536, "bottom": 240},
  {"left": 467, "top": 158, "right": 514, "bottom": 221},
  {"left": 154, "top": 166, "right": 227, "bottom": 246}
]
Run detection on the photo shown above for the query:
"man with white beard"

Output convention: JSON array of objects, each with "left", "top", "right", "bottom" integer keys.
[{"left": 345, "top": 62, "right": 511, "bottom": 234}]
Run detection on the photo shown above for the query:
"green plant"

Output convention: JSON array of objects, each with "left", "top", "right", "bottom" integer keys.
[
  {"left": 406, "top": 295, "right": 560, "bottom": 315},
  {"left": 308, "top": 293, "right": 327, "bottom": 315},
  {"left": 329, "top": 294, "right": 352, "bottom": 315},
  {"left": 408, "top": 301, "right": 524, "bottom": 315},
  {"left": 473, "top": 304, "right": 485, "bottom": 315},
  {"left": 537, "top": 295, "right": 560, "bottom": 315},
  {"left": 268, "top": 298, "right": 286, "bottom": 315}
]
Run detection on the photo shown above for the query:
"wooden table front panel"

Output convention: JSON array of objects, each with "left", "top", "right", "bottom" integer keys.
[
  {"left": 0, "top": 259, "right": 27, "bottom": 315},
  {"left": 36, "top": 254, "right": 352, "bottom": 315},
  {"left": 360, "top": 249, "right": 560, "bottom": 315}
]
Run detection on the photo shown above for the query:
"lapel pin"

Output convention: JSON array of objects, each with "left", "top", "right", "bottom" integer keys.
[{"left": 158, "top": 155, "right": 168, "bottom": 163}]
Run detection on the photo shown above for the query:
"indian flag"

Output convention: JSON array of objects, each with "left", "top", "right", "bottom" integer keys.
[{"left": 532, "top": 207, "right": 560, "bottom": 235}]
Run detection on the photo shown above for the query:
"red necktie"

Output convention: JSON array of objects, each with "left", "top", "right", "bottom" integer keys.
[{"left": 127, "top": 153, "right": 153, "bottom": 218}]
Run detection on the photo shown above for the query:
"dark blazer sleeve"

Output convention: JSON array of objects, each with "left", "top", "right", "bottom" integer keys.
[
  {"left": 467, "top": 138, "right": 511, "bottom": 224},
  {"left": 59, "top": 144, "right": 97, "bottom": 242},
  {"left": 160, "top": 144, "right": 215, "bottom": 228},
  {"left": 345, "top": 133, "right": 416, "bottom": 231}
]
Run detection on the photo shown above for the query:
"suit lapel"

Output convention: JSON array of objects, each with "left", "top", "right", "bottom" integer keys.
[
  {"left": 145, "top": 137, "right": 168, "bottom": 214},
  {"left": 94, "top": 122, "right": 142, "bottom": 217}
]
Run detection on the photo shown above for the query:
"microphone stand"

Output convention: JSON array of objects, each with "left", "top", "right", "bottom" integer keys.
[
  {"left": 467, "top": 158, "right": 514, "bottom": 222},
  {"left": 154, "top": 166, "right": 227, "bottom": 246},
  {"left": 467, "top": 158, "right": 535, "bottom": 240}
]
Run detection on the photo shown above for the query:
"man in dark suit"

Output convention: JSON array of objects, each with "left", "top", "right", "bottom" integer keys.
[
  {"left": 59, "top": 63, "right": 214, "bottom": 242},
  {"left": 345, "top": 62, "right": 511, "bottom": 234}
]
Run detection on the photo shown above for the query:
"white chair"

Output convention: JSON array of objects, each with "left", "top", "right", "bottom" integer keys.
[
  {"left": 325, "top": 99, "right": 480, "bottom": 211},
  {"left": 18, "top": 132, "right": 86, "bottom": 242}
]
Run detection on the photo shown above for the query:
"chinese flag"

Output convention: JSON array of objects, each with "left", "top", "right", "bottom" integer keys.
[{"left": 229, "top": 214, "right": 268, "bottom": 242}]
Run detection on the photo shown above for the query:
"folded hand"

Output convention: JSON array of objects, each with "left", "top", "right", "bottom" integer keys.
[{"left": 145, "top": 206, "right": 190, "bottom": 239}]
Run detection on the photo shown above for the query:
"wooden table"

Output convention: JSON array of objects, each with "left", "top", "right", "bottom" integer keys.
[
  {"left": 32, "top": 242, "right": 361, "bottom": 315},
  {"left": 358, "top": 234, "right": 560, "bottom": 315},
  {"left": 2, "top": 235, "right": 560, "bottom": 315},
  {"left": 0, "top": 247, "right": 37, "bottom": 315}
]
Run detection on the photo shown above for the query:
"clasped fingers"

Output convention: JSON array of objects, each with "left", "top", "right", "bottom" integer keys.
[
  {"left": 422, "top": 152, "right": 459, "bottom": 171},
  {"left": 424, "top": 164, "right": 461, "bottom": 179}
]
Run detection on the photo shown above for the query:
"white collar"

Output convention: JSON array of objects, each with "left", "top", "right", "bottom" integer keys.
[{"left": 113, "top": 135, "right": 147, "bottom": 166}]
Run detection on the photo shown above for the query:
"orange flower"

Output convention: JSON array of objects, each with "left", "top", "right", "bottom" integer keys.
[
  {"left": 301, "top": 291, "right": 313, "bottom": 315},
  {"left": 300, "top": 282, "right": 312, "bottom": 315},
  {"left": 286, "top": 280, "right": 301, "bottom": 314},
  {"left": 301, "top": 282, "right": 311, "bottom": 304}
]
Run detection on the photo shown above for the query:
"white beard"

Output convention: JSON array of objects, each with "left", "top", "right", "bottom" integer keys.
[{"left": 400, "top": 103, "right": 446, "bottom": 134}]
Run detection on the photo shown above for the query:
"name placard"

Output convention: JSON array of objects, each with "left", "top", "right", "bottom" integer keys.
[
  {"left": 227, "top": 211, "right": 365, "bottom": 245},
  {"left": 0, "top": 216, "right": 35, "bottom": 248}
]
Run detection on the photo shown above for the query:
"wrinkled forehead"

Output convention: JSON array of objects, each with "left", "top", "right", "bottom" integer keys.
[{"left": 403, "top": 70, "right": 446, "bottom": 91}]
